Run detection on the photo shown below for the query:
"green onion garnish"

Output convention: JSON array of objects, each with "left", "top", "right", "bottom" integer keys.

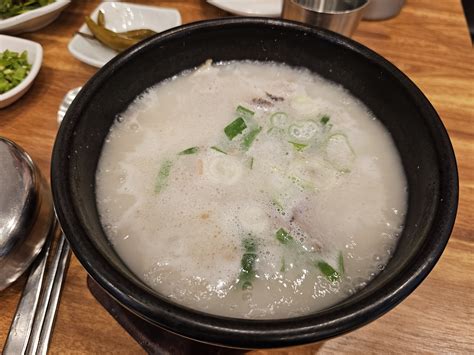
[
  {"left": 276, "top": 228, "right": 293, "bottom": 244},
  {"left": 241, "top": 253, "right": 257, "bottom": 271},
  {"left": 224, "top": 117, "right": 247, "bottom": 140},
  {"left": 154, "top": 160, "right": 173, "bottom": 194},
  {"left": 320, "top": 115, "right": 330, "bottom": 125},
  {"left": 317, "top": 261, "right": 340, "bottom": 282},
  {"left": 0, "top": 50, "right": 32, "bottom": 94},
  {"left": 288, "top": 141, "right": 307, "bottom": 152},
  {"left": 239, "top": 237, "right": 257, "bottom": 290},
  {"left": 210, "top": 146, "right": 227, "bottom": 154},
  {"left": 236, "top": 105, "right": 255, "bottom": 118},
  {"left": 242, "top": 126, "right": 262, "bottom": 150},
  {"left": 178, "top": 147, "right": 199, "bottom": 155}
]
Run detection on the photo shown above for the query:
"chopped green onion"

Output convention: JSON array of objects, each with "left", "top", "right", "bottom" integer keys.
[
  {"left": 154, "top": 160, "right": 173, "bottom": 194},
  {"left": 276, "top": 228, "right": 293, "bottom": 245},
  {"left": 317, "top": 261, "right": 340, "bottom": 282},
  {"left": 288, "top": 141, "right": 307, "bottom": 152},
  {"left": 178, "top": 147, "right": 199, "bottom": 155},
  {"left": 320, "top": 115, "right": 330, "bottom": 125},
  {"left": 210, "top": 146, "right": 227, "bottom": 154},
  {"left": 236, "top": 105, "right": 255, "bottom": 118},
  {"left": 338, "top": 251, "right": 345, "bottom": 274},
  {"left": 224, "top": 117, "right": 247, "bottom": 140},
  {"left": 0, "top": 50, "right": 32, "bottom": 94},
  {"left": 239, "top": 237, "right": 257, "bottom": 290},
  {"left": 242, "top": 126, "right": 262, "bottom": 150},
  {"left": 270, "top": 112, "right": 289, "bottom": 128},
  {"left": 241, "top": 253, "right": 257, "bottom": 271}
]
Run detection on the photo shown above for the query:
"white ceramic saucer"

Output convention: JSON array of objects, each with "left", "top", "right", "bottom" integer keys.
[{"left": 68, "top": 2, "right": 181, "bottom": 68}]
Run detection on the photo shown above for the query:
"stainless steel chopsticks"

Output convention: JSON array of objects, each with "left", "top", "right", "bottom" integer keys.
[
  {"left": 3, "top": 224, "right": 54, "bottom": 355},
  {"left": 4, "top": 225, "right": 71, "bottom": 355},
  {"left": 27, "top": 232, "right": 71, "bottom": 355}
]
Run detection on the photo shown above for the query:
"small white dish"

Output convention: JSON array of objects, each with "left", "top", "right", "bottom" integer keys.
[
  {"left": 0, "top": 35, "right": 42, "bottom": 109},
  {"left": 207, "top": 0, "right": 283, "bottom": 17},
  {"left": 0, "top": 0, "right": 71, "bottom": 35},
  {"left": 68, "top": 2, "right": 181, "bottom": 68}
]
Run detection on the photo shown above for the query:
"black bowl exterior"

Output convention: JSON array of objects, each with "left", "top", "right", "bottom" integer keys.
[{"left": 51, "top": 18, "right": 458, "bottom": 349}]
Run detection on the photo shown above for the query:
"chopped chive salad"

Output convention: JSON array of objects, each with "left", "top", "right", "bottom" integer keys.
[
  {"left": 0, "top": 0, "right": 55, "bottom": 19},
  {"left": 0, "top": 50, "right": 32, "bottom": 95}
]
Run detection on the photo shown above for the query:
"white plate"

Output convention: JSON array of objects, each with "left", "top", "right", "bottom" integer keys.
[
  {"left": 0, "top": 35, "right": 43, "bottom": 109},
  {"left": 0, "top": 0, "right": 70, "bottom": 35},
  {"left": 68, "top": 2, "right": 181, "bottom": 68},
  {"left": 207, "top": 0, "right": 283, "bottom": 17}
]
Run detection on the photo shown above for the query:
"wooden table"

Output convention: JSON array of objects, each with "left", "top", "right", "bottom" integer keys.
[{"left": 1, "top": 0, "right": 473, "bottom": 353}]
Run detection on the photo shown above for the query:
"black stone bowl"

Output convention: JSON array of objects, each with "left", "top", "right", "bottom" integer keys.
[{"left": 51, "top": 18, "right": 458, "bottom": 349}]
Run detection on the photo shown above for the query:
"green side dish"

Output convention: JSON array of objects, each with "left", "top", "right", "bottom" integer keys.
[
  {"left": 0, "top": 50, "right": 32, "bottom": 95},
  {"left": 0, "top": 0, "right": 55, "bottom": 19}
]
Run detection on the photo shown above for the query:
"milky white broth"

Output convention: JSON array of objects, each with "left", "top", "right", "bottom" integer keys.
[{"left": 96, "top": 61, "right": 407, "bottom": 319}]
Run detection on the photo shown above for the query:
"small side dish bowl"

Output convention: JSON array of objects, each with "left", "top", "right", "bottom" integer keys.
[
  {"left": 0, "top": 0, "right": 70, "bottom": 35},
  {"left": 68, "top": 2, "right": 181, "bottom": 68},
  {"left": 0, "top": 35, "right": 42, "bottom": 109}
]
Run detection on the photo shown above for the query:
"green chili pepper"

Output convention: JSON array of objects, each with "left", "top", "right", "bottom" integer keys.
[
  {"left": 120, "top": 29, "right": 157, "bottom": 39},
  {"left": 85, "top": 16, "right": 139, "bottom": 52},
  {"left": 84, "top": 12, "right": 157, "bottom": 51}
]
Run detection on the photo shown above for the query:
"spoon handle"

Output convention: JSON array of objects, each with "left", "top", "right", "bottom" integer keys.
[{"left": 2, "top": 223, "right": 54, "bottom": 355}]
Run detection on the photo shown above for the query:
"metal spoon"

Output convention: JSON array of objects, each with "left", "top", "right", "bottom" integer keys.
[
  {"left": 0, "top": 137, "right": 55, "bottom": 291},
  {"left": 1, "top": 137, "right": 56, "bottom": 354}
]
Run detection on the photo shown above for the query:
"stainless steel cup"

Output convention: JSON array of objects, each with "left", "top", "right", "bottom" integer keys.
[{"left": 282, "top": 0, "right": 370, "bottom": 37}]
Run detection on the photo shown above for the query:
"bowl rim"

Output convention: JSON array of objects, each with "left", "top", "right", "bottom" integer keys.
[{"left": 51, "top": 17, "right": 458, "bottom": 348}]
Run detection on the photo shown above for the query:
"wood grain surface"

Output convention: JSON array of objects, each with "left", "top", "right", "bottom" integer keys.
[{"left": 1, "top": 0, "right": 473, "bottom": 353}]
